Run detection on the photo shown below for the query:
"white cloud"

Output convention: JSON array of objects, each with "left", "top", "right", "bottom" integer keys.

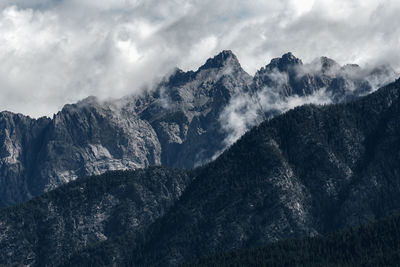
[{"left": 0, "top": 0, "right": 399, "bottom": 117}]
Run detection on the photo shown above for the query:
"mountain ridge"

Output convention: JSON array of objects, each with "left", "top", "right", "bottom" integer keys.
[{"left": 0, "top": 51, "right": 397, "bottom": 207}]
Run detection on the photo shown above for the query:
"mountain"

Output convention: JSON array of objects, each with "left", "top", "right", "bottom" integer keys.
[
  {"left": 132, "top": 78, "right": 400, "bottom": 266},
  {"left": 184, "top": 212, "right": 400, "bottom": 267},
  {"left": 1, "top": 77, "right": 398, "bottom": 266},
  {"left": 0, "top": 51, "right": 396, "bottom": 207},
  {"left": 0, "top": 167, "right": 191, "bottom": 266},
  {"left": 0, "top": 102, "right": 162, "bottom": 207},
  {"left": 135, "top": 50, "right": 252, "bottom": 168}
]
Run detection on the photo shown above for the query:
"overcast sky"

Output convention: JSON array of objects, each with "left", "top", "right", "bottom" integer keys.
[{"left": 1, "top": 0, "right": 399, "bottom": 118}]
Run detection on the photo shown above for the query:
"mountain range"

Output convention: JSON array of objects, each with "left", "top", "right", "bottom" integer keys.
[
  {"left": 0, "top": 51, "right": 396, "bottom": 207},
  {"left": 0, "top": 72, "right": 399, "bottom": 266}
]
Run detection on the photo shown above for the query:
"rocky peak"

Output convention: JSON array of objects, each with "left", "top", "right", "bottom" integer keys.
[
  {"left": 198, "top": 50, "right": 241, "bottom": 71},
  {"left": 341, "top": 64, "right": 361, "bottom": 72},
  {"left": 166, "top": 68, "right": 196, "bottom": 87},
  {"left": 267, "top": 52, "right": 303, "bottom": 72},
  {"left": 159, "top": 50, "right": 250, "bottom": 102},
  {"left": 320, "top": 56, "right": 340, "bottom": 73},
  {"left": 76, "top": 95, "right": 99, "bottom": 106}
]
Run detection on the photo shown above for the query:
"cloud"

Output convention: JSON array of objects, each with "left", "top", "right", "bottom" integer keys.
[
  {"left": 0, "top": 0, "right": 399, "bottom": 117},
  {"left": 219, "top": 86, "right": 333, "bottom": 151}
]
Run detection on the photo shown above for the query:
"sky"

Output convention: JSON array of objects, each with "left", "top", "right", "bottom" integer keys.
[{"left": 0, "top": 0, "right": 399, "bottom": 118}]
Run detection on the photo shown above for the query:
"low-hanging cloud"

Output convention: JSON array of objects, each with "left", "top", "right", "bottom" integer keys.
[
  {"left": 0, "top": 0, "right": 400, "bottom": 118},
  {"left": 219, "top": 86, "right": 333, "bottom": 150}
]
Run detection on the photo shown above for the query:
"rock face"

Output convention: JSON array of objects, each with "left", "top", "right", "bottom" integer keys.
[
  {"left": 136, "top": 50, "right": 252, "bottom": 168},
  {"left": 0, "top": 112, "right": 51, "bottom": 206},
  {"left": 0, "top": 51, "right": 396, "bottom": 207},
  {"left": 0, "top": 102, "right": 162, "bottom": 207},
  {"left": 37, "top": 99, "right": 162, "bottom": 190}
]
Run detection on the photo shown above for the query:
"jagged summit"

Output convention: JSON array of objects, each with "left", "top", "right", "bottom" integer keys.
[
  {"left": 166, "top": 67, "right": 195, "bottom": 87},
  {"left": 75, "top": 95, "right": 100, "bottom": 106},
  {"left": 341, "top": 63, "right": 361, "bottom": 72},
  {"left": 320, "top": 56, "right": 340, "bottom": 73},
  {"left": 198, "top": 50, "right": 241, "bottom": 71},
  {"left": 266, "top": 52, "right": 303, "bottom": 72},
  {"left": 165, "top": 50, "right": 244, "bottom": 87}
]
